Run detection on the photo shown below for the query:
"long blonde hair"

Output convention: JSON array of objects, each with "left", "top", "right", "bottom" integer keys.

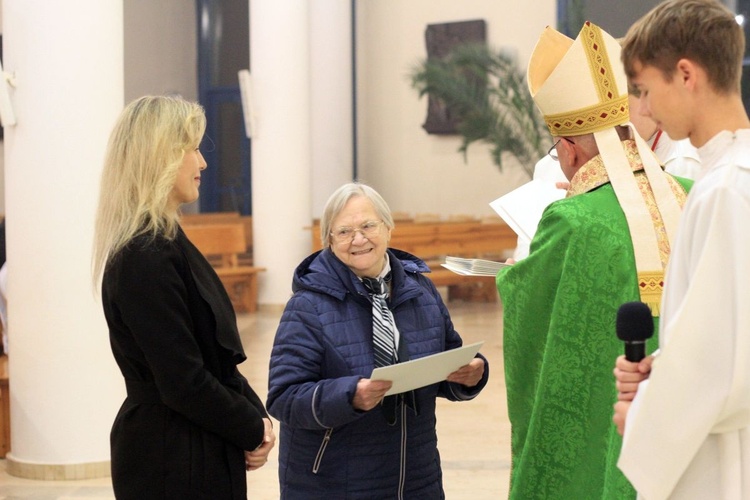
[{"left": 92, "top": 95, "right": 206, "bottom": 285}]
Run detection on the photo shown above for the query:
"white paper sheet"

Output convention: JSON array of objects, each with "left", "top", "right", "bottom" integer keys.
[
  {"left": 371, "top": 341, "right": 484, "bottom": 396},
  {"left": 489, "top": 179, "right": 566, "bottom": 241}
]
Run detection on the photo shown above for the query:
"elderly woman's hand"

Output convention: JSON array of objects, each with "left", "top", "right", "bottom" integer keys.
[
  {"left": 446, "top": 357, "right": 485, "bottom": 387},
  {"left": 353, "top": 378, "right": 393, "bottom": 411}
]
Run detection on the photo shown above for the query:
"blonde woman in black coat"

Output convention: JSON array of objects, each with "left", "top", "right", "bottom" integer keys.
[{"left": 93, "top": 95, "right": 274, "bottom": 499}]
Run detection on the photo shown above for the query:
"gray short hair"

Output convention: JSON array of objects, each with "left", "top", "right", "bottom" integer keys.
[{"left": 320, "top": 182, "right": 394, "bottom": 249}]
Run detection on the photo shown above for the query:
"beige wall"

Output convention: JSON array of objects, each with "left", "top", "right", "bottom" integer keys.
[
  {"left": 0, "top": 1, "right": 556, "bottom": 219},
  {"left": 123, "top": 0, "right": 197, "bottom": 103},
  {"left": 119, "top": 0, "right": 557, "bottom": 220},
  {"left": 0, "top": 1, "right": 197, "bottom": 216},
  {"left": 356, "top": 0, "right": 556, "bottom": 219},
  {"left": 118, "top": 0, "right": 557, "bottom": 220}
]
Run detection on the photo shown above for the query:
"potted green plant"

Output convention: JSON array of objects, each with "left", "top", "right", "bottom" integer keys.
[{"left": 411, "top": 43, "right": 551, "bottom": 178}]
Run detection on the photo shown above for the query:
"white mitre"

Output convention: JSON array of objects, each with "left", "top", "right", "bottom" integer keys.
[
  {"left": 529, "top": 23, "right": 630, "bottom": 135},
  {"left": 527, "top": 21, "right": 684, "bottom": 314}
]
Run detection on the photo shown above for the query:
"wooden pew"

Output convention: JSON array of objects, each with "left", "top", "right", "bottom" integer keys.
[
  {"left": 182, "top": 223, "right": 265, "bottom": 313},
  {"left": 181, "top": 211, "right": 241, "bottom": 224},
  {"left": 181, "top": 212, "right": 254, "bottom": 267},
  {"left": 311, "top": 218, "right": 517, "bottom": 302}
]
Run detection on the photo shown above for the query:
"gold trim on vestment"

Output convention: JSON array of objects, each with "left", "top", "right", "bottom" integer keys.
[
  {"left": 638, "top": 271, "right": 665, "bottom": 317},
  {"left": 566, "top": 139, "right": 689, "bottom": 272}
]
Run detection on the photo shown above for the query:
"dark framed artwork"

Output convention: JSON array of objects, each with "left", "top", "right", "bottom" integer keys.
[{"left": 422, "top": 19, "right": 486, "bottom": 135}]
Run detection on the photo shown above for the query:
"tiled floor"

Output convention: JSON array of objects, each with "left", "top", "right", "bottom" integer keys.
[{"left": 0, "top": 300, "right": 510, "bottom": 499}]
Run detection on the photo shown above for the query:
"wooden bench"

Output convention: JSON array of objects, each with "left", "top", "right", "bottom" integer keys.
[
  {"left": 311, "top": 217, "right": 517, "bottom": 302},
  {"left": 181, "top": 211, "right": 241, "bottom": 224},
  {"left": 182, "top": 222, "right": 265, "bottom": 313},
  {"left": 181, "top": 212, "right": 254, "bottom": 267}
]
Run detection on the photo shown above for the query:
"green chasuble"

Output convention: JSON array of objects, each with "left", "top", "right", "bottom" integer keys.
[{"left": 496, "top": 163, "right": 692, "bottom": 500}]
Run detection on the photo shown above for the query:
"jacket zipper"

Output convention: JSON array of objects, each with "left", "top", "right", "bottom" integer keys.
[
  {"left": 397, "top": 397, "right": 407, "bottom": 500},
  {"left": 312, "top": 428, "right": 333, "bottom": 474}
]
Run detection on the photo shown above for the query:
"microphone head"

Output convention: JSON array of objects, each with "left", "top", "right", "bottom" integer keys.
[{"left": 616, "top": 301, "right": 654, "bottom": 342}]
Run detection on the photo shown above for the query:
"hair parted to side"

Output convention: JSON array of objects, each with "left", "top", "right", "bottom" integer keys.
[
  {"left": 92, "top": 95, "right": 206, "bottom": 285},
  {"left": 320, "top": 182, "right": 394, "bottom": 249},
  {"left": 621, "top": 0, "right": 744, "bottom": 94}
]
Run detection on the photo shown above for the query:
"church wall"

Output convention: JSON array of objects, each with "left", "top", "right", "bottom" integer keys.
[
  {"left": 355, "top": 0, "right": 556, "bottom": 219},
  {"left": 0, "top": 1, "right": 555, "bottom": 220}
]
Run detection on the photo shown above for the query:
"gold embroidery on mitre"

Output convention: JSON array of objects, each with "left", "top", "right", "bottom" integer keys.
[
  {"left": 582, "top": 22, "right": 620, "bottom": 107},
  {"left": 545, "top": 95, "right": 629, "bottom": 136},
  {"left": 638, "top": 271, "right": 664, "bottom": 317},
  {"left": 543, "top": 22, "right": 630, "bottom": 136}
]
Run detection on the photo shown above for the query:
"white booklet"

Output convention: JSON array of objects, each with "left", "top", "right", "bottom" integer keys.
[
  {"left": 441, "top": 256, "right": 509, "bottom": 276},
  {"left": 489, "top": 179, "right": 566, "bottom": 241},
  {"left": 371, "top": 341, "right": 484, "bottom": 396}
]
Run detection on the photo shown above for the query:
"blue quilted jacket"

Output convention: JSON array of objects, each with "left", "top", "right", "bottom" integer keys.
[{"left": 266, "top": 248, "right": 489, "bottom": 499}]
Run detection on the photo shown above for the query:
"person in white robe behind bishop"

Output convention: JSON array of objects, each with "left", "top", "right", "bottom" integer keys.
[{"left": 628, "top": 93, "right": 701, "bottom": 181}]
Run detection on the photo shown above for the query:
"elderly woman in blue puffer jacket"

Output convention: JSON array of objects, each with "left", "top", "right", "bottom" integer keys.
[{"left": 266, "top": 182, "right": 489, "bottom": 499}]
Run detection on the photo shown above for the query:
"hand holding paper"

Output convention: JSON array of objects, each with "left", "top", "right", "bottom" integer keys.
[
  {"left": 353, "top": 378, "right": 393, "bottom": 411},
  {"left": 446, "top": 357, "right": 486, "bottom": 387},
  {"left": 371, "top": 342, "right": 484, "bottom": 396}
]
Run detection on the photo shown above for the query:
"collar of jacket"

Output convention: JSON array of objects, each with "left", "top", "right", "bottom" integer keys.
[{"left": 293, "top": 248, "right": 427, "bottom": 308}]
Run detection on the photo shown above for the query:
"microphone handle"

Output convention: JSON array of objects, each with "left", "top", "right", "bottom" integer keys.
[{"left": 624, "top": 341, "right": 646, "bottom": 362}]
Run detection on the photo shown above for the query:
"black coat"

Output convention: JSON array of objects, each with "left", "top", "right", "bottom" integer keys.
[{"left": 102, "top": 227, "right": 268, "bottom": 499}]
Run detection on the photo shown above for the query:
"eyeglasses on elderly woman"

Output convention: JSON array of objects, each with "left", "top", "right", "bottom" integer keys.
[{"left": 331, "top": 220, "right": 384, "bottom": 243}]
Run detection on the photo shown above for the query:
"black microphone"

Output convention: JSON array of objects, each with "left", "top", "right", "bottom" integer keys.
[{"left": 616, "top": 301, "right": 654, "bottom": 362}]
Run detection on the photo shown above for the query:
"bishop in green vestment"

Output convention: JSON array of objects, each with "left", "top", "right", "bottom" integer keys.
[
  {"left": 497, "top": 22, "right": 691, "bottom": 500},
  {"left": 497, "top": 142, "right": 691, "bottom": 499}
]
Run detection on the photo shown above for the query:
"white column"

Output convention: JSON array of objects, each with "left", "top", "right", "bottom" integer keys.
[
  {"left": 250, "top": 1, "right": 313, "bottom": 305},
  {"left": 3, "top": 0, "right": 124, "bottom": 478},
  {"left": 310, "top": 0, "right": 354, "bottom": 217}
]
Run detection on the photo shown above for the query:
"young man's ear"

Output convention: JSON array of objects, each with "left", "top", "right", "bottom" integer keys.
[{"left": 676, "top": 58, "right": 699, "bottom": 90}]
